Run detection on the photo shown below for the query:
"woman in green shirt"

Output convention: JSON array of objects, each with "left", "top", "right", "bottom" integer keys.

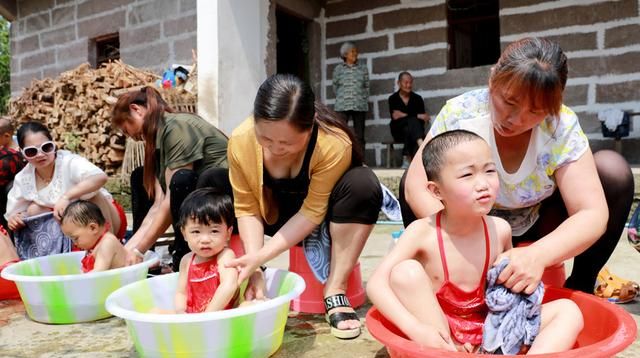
[{"left": 112, "top": 87, "right": 229, "bottom": 269}]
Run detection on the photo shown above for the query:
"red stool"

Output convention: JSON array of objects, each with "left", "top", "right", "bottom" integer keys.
[
  {"left": 289, "top": 245, "right": 366, "bottom": 313},
  {"left": 517, "top": 242, "right": 566, "bottom": 288},
  {"left": 228, "top": 234, "right": 245, "bottom": 257}
]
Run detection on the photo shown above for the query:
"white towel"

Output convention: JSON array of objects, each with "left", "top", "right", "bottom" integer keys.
[{"left": 598, "top": 109, "right": 625, "bottom": 132}]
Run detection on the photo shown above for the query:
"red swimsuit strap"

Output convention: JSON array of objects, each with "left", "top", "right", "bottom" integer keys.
[
  {"left": 87, "top": 222, "right": 111, "bottom": 253},
  {"left": 436, "top": 212, "right": 490, "bottom": 287}
]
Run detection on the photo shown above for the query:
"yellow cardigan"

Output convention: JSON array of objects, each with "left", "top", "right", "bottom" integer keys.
[{"left": 228, "top": 117, "right": 352, "bottom": 225}]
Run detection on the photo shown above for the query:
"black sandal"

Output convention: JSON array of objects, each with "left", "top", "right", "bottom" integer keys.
[{"left": 324, "top": 293, "right": 361, "bottom": 339}]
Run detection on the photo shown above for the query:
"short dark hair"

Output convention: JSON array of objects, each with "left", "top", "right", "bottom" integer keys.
[
  {"left": 397, "top": 71, "right": 412, "bottom": 82},
  {"left": 61, "top": 200, "right": 106, "bottom": 227},
  {"left": 177, "top": 188, "right": 234, "bottom": 230},
  {"left": 0, "top": 116, "right": 15, "bottom": 135},
  {"left": 422, "top": 130, "right": 485, "bottom": 181}
]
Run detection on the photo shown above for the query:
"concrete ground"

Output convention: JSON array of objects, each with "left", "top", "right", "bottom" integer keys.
[{"left": 0, "top": 223, "right": 637, "bottom": 357}]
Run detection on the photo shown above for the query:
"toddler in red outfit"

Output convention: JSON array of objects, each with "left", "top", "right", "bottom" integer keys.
[
  {"left": 61, "top": 200, "right": 126, "bottom": 272},
  {"left": 367, "top": 130, "right": 583, "bottom": 354},
  {"left": 172, "top": 188, "right": 239, "bottom": 314}
]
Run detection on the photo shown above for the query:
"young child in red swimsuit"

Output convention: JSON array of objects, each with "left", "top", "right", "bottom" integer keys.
[
  {"left": 367, "top": 130, "right": 583, "bottom": 354},
  {"left": 61, "top": 200, "right": 126, "bottom": 273},
  {"left": 173, "top": 188, "right": 239, "bottom": 314},
  {"left": 0, "top": 224, "right": 19, "bottom": 272}
]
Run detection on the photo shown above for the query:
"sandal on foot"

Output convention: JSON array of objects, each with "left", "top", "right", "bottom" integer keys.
[
  {"left": 594, "top": 267, "right": 639, "bottom": 303},
  {"left": 324, "top": 294, "right": 361, "bottom": 339}
]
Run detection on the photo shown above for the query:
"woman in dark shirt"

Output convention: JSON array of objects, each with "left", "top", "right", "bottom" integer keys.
[{"left": 112, "top": 87, "right": 228, "bottom": 268}]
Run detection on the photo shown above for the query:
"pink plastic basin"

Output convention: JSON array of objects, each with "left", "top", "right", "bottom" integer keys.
[{"left": 366, "top": 286, "right": 637, "bottom": 357}]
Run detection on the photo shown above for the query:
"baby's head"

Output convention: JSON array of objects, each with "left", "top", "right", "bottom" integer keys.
[
  {"left": 61, "top": 200, "right": 107, "bottom": 250},
  {"left": 422, "top": 130, "right": 498, "bottom": 214},
  {"left": 177, "top": 188, "right": 234, "bottom": 258}
]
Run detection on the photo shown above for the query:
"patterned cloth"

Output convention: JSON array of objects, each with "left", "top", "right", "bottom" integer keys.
[
  {"left": 303, "top": 220, "right": 331, "bottom": 283},
  {"left": 0, "top": 148, "right": 25, "bottom": 187},
  {"left": 14, "top": 212, "right": 72, "bottom": 260},
  {"left": 429, "top": 89, "right": 589, "bottom": 235},
  {"left": 482, "top": 259, "right": 544, "bottom": 355},
  {"left": 332, "top": 62, "right": 369, "bottom": 112}
]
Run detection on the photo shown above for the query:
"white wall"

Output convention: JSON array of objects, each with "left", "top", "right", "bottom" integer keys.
[{"left": 197, "top": 0, "right": 269, "bottom": 134}]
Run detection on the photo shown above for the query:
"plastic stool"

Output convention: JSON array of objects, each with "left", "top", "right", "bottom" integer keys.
[
  {"left": 517, "top": 242, "right": 566, "bottom": 288},
  {"left": 228, "top": 234, "right": 245, "bottom": 257},
  {"left": 541, "top": 261, "right": 566, "bottom": 288},
  {"left": 289, "top": 245, "right": 366, "bottom": 313}
]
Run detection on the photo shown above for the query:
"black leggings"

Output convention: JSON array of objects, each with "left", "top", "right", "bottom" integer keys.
[
  {"left": 390, "top": 116, "right": 425, "bottom": 157},
  {"left": 200, "top": 166, "right": 382, "bottom": 237},
  {"left": 399, "top": 149, "right": 634, "bottom": 294},
  {"left": 131, "top": 166, "right": 233, "bottom": 270},
  {"left": 339, "top": 111, "right": 367, "bottom": 153}
]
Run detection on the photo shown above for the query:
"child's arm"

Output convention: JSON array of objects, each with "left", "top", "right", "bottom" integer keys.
[
  {"left": 367, "top": 219, "right": 455, "bottom": 350},
  {"left": 205, "top": 248, "right": 239, "bottom": 312},
  {"left": 92, "top": 234, "right": 120, "bottom": 272},
  {"left": 173, "top": 253, "right": 191, "bottom": 314}
]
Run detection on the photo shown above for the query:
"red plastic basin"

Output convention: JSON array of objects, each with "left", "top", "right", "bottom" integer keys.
[{"left": 366, "top": 286, "right": 637, "bottom": 357}]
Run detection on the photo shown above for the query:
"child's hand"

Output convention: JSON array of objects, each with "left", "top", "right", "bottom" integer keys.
[
  {"left": 244, "top": 271, "right": 266, "bottom": 301},
  {"left": 494, "top": 246, "right": 544, "bottom": 294}
]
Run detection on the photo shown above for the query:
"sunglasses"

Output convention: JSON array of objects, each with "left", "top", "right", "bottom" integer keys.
[{"left": 22, "top": 141, "right": 57, "bottom": 159}]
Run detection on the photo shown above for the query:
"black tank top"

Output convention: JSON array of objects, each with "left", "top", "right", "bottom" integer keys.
[{"left": 263, "top": 124, "right": 318, "bottom": 225}]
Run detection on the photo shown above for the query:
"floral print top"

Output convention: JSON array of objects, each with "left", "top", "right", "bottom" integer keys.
[
  {"left": 429, "top": 89, "right": 589, "bottom": 235},
  {"left": 332, "top": 62, "right": 370, "bottom": 112}
]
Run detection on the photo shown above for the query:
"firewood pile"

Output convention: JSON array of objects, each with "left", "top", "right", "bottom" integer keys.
[{"left": 8, "top": 60, "right": 197, "bottom": 175}]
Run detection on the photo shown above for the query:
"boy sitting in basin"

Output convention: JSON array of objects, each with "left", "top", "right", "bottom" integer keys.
[
  {"left": 173, "top": 188, "right": 240, "bottom": 313},
  {"left": 367, "top": 130, "right": 583, "bottom": 353},
  {"left": 61, "top": 200, "right": 126, "bottom": 273}
]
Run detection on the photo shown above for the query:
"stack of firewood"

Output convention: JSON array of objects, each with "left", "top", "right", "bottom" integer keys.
[{"left": 8, "top": 60, "right": 196, "bottom": 174}]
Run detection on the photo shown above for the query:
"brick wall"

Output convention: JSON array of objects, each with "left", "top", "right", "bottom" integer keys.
[
  {"left": 321, "top": 0, "right": 640, "bottom": 166},
  {"left": 10, "top": 0, "right": 197, "bottom": 96}
]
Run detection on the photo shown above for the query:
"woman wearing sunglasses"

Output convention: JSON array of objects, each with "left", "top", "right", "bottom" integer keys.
[{"left": 5, "top": 121, "right": 125, "bottom": 247}]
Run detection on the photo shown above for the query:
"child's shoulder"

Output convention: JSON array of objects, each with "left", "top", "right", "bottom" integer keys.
[
  {"left": 98, "top": 232, "right": 124, "bottom": 251},
  {"left": 217, "top": 247, "right": 236, "bottom": 262},
  {"left": 485, "top": 215, "right": 512, "bottom": 248},
  {"left": 401, "top": 216, "right": 438, "bottom": 246}
]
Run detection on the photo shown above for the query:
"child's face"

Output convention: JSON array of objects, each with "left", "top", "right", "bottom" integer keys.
[
  {"left": 429, "top": 139, "right": 499, "bottom": 215},
  {"left": 182, "top": 219, "right": 232, "bottom": 259},
  {"left": 61, "top": 220, "right": 100, "bottom": 250}
]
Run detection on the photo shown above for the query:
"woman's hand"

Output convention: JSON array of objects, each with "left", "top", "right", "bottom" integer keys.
[
  {"left": 8, "top": 212, "right": 25, "bottom": 231},
  {"left": 124, "top": 247, "right": 143, "bottom": 266},
  {"left": 494, "top": 246, "right": 545, "bottom": 294},
  {"left": 225, "top": 252, "right": 262, "bottom": 284},
  {"left": 53, "top": 196, "right": 71, "bottom": 221}
]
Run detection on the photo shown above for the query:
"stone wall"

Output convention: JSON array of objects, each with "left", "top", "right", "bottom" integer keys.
[
  {"left": 10, "top": 0, "right": 197, "bottom": 96},
  {"left": 321, "top": 0, "right": 640, "bottom": 166}
]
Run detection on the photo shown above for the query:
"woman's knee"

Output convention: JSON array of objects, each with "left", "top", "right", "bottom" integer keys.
[
  {"left": 331, "top": 166, "right": 382, "bottom": 224},
  {"left": 390, "top": 259, "right": 429, "bottom": 289},
  {"left": 593, "top": 150, "right": 634, "bottom": 194}
]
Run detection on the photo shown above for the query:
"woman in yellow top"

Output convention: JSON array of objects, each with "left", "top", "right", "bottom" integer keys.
[{"left": 216, "top": 74, "right": 381, "bottom": 339}]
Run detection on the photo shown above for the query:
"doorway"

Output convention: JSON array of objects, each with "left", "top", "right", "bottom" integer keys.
[{"left": 276, "top": 8, "right": 310, "bottom": 83}]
